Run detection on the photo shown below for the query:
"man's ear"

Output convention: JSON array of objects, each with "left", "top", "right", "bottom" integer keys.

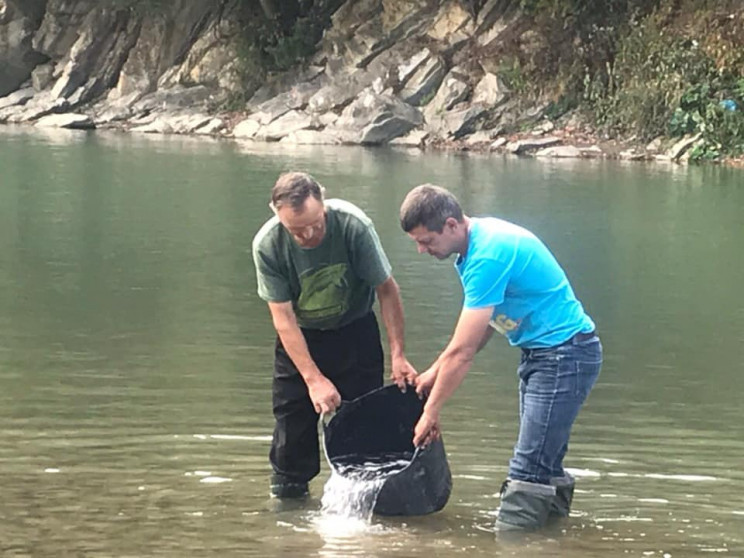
[
  {"left": 268, "top": 201, "right": 278, "bottom": 215},
  {"left": 445, "top": 217, "right": 459, "bottom": 231}
]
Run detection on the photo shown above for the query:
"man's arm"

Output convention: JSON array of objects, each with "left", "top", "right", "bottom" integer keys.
[
  {"left": 415, "top": 326, "right": 494, "bottom": 397},
  {"left": 412, "top": 306, "right": 494, "bottom": 447},
  {"left": 375, "top": 276, "right": 418, "bottom": 389},
  {"left": 477, "top": 325, "right": 495, "bottom": 352},
  {"left": 267, "top": 301, "right": 341, "bottom": 415}
]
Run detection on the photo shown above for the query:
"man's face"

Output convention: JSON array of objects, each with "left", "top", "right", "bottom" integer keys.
[
  {"left": 276, "top": 196, "right": 327, "bottom": 249},
  {"left": 407, "top": 221, "right": 458, "bottom": 260}
]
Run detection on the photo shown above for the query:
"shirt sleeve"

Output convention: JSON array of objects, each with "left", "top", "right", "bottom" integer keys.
[
  {"left": 252, "top": 240, "right": 292, "bottom": 302},
  {"left": 348, "top": 220, "right": 392, "bottom": 287},
  {"left": 461, "top": 257, "right": 510, "bottom": 309}
]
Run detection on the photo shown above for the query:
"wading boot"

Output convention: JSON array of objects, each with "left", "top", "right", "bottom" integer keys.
[
  {"left": 495, "top": 479, "right": 555, "bottom": 532},
  {"left": 270, "top": 474, "right": 309, "bottom": 499},
  {"left": 549, "top": 473, "right": 575, "bottom": 518}
]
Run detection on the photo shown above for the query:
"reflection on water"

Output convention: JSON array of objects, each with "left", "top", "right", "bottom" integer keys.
[
  {"left": 0, "top": 127, "right": 742, "bottom": 557},
  {"left": 311, "top": 511, "right": 391, "bottom": 558}
]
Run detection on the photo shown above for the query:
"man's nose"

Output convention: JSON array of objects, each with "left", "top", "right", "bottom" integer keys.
[{"left": 417, "top": 243, "right": 426, "bottom": 254}]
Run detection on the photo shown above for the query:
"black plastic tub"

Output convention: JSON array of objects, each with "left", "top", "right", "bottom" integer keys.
[{"left": 323, "top": 384, "right": 452, "bottom": 516}]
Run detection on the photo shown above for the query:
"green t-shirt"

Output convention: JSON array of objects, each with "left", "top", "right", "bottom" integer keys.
[{"left": 252, "top": 199, "right": 392, "bottom": 330}]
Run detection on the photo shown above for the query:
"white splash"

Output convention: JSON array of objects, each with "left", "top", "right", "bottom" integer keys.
[
  {"left": 319, "top": 455, "right": 411, "bottom": 522},
  {"left": 644, "top": 474, "right": 718, "bottom": 482},
  {"left": 185, "top": 470, "right": 212, "bottom": 477},
  {"left": 320, "top": 471, "right": 386, "bottom": 521},
  {"left": 566, "top": 467, "right": 601, "bottom": 478},
  {"left": 595, "top": 516, "right": 654, "bottom": 523},
  {"left": 199, "top": 476, "right": 232, "bottom": 484},
  {"left": 209, "top": 434, "right": 272, "bottom": 441}
]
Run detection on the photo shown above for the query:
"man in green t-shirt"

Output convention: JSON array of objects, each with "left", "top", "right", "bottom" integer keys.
[{"left": 252, "top": 171, "right": 418, "bottom": 499}]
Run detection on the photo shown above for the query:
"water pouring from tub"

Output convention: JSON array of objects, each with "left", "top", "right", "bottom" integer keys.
[{"left": 320, "top": 385, "right": 452, "bottom": 522}]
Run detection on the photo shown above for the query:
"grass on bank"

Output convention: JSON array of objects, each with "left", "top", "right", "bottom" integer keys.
[{"left": 505, "top": 0, "right": 744, "bottom": 161}]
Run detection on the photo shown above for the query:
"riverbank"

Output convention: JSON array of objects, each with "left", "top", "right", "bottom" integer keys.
[
  {"left": 0, "top": 108, "right": 721, "bottom": 167},
  {"left": 1, "top": 1, "right": 742, "bottom": 166}
]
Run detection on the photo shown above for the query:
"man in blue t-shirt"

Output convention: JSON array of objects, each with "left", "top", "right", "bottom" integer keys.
[{"left": 399, "top": 184, "right": 603, "bottom": 531}]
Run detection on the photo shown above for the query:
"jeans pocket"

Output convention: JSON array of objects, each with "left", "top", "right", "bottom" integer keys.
[
  {"left": 575, "top": 358, "right": 601, "bottom": 398},
  {"left": 555, "top": 354, "right": 579, "bottom": 398},
  {"left": 554, "top": 342, "right": 602, "bottom": 398}
]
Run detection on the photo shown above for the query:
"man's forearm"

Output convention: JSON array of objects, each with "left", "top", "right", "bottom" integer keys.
[
  {"left": 273, "top": 320, "right": 324, "bottom": 385},
  {"left": 418, "top": 306, "right": 492, "bottom": 429},
  {"left": 423, "top": 348, "right": 474, "bottom": 415},
  {"left": 377, "top": 279, "right": 406, "bottom": 358}
]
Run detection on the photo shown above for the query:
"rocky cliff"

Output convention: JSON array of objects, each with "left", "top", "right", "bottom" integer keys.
[
  {"left": 1, "top": 1, "right": 738, "bottom": 163},
  {"left": 0, "top": 1, "right": 547, "bottom": 144}
]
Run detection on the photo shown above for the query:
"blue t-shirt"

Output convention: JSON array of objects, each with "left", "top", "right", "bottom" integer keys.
[{"left": 455, "top": 217, "right": 595, "bottom": 349}]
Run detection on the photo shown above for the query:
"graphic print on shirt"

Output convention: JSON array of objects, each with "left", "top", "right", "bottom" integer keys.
[
  {"left": 489, "top": 314, "right": 521, "bottom": 335},
  {"left": 296, "top": 263, "right": 350, "bottom": 321}
]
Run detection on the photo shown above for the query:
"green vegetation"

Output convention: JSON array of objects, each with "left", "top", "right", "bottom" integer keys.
[
  {"left": 496, "top": 0, "right": 744, "bottom": 160},
  {"left": 220, "top": 0, "right": 345, "bottom": 105},
  {"left": 232, "top": 1, "right": 342, "bottom": 74},
  {"left": 590, "top": 8, "right": 744, "bottom": 159}
]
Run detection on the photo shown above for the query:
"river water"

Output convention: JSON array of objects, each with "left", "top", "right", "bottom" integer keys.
[{"left": 1, "top": 125, "right": 742, "bottom": 557}]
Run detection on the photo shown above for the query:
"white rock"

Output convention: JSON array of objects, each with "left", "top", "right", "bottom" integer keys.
[
  {"left": 131, "top": 118, "right": 173, "bottom": 134},
  {"left": 233, "top": 118, "right": 260, "bottom": 139},
  {"left": 535, "top": 145, "right": 582, "bottom": 158},
  {"left": 0, "top": 87, "right": 34, "bottom": 110},
  {"left": 35, "top": 113, "right": 94, "bottom": 129},
  {"left": 389, "top": 129, "right": 429, "bottom": 147},
  {"left": 668, "top": 133, "right": 702, "bottom": 160},
  {"left": 464, "top": 131, "right": 492, "bottom": 145},
  {"left": 507, "top": 137, "right": 561, "bottom": 155},
  {"left": 490, "top": 137, "right": 507, "bottom": 150},
  {"left": 194, "top": 118, "right": 225, "bottom": 135}
]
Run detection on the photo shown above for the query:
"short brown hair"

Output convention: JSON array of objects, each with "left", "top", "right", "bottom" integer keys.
[
  {"left": 271, "top": 172, "right": 325, "bottom": 210},
  {"left": 400, "top": 184, "right": 464, "bottom": 232}
]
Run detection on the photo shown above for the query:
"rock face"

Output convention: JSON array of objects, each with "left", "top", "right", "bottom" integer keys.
[
  {"left": 35, "top": 112, "right": 94, "bottom": 129},
  {"left": 0, "top": 0, "right": 609, "bottom": 159},
  {"left": 0, "top": 0, "right": 48, "bottom": 96},
  {"left": 334, "top": 90, "right": 424, "bottom": 144},
  {"left": 112, "top": 1, "right": 219, "bottom": 101},
  {"left": 0, "top": 1, "right": 233, "bottom": 124},
  {"left": 0, "top": 0, "right": 527, "bottom": 145},
  {"left": 49, "top": 9, "right": 140, "bottom": 103}
]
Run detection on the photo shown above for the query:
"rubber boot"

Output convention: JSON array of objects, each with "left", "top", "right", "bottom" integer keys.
[
  {"left": 549, "top": 473, "right": 575, "bottom": 518},
  {"left": 495, "top": 479, "right": 556, "bottom": 531},
  {"left": 270, "top": 473, "right": 309, "bottom": 499}
]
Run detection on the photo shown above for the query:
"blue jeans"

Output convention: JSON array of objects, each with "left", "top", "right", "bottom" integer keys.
[{"left": 508, "top": 333, "right": 602, "bottom": 484}]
